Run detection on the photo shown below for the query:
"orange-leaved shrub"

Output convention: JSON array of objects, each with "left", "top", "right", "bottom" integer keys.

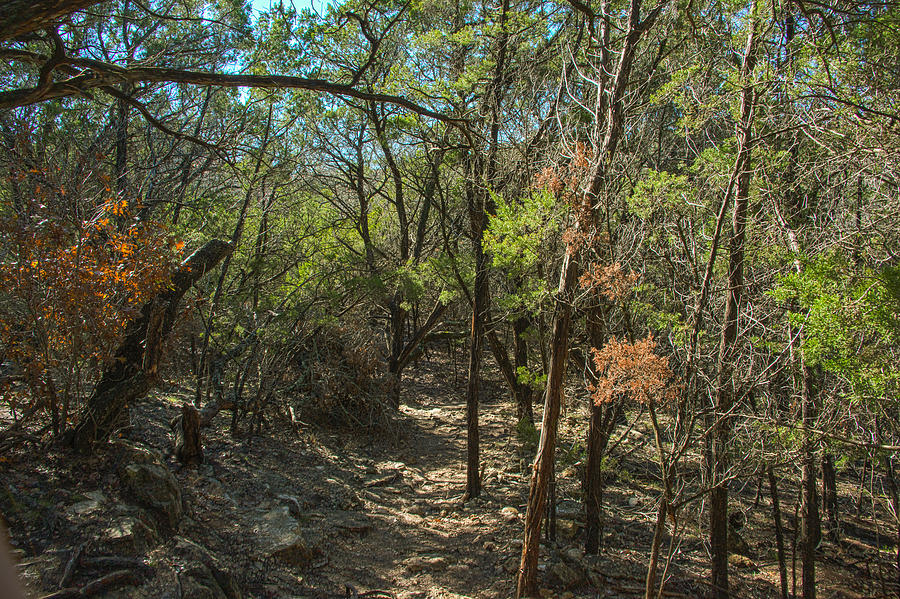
[
  {"left": 0, "top": 182, "right": 182, "bottom": 433},
  {"left": 589, "top": 336, "right": 680, "bottom": 407}
]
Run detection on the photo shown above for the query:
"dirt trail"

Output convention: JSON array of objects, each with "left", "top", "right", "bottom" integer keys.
[{"left": 177, "top": 357, "right": 531, "bottom": 599}]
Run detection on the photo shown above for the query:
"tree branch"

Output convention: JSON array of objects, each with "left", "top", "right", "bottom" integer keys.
[{"left": 0, "top": 62, "right": 466, "bottom": 127}]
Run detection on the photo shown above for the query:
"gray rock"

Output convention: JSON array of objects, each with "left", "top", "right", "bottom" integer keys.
[
  {"left": 550, "top": 561, "right": 585, "bottom": 588},
  {"left": 102, "top": 507, "right": 160, "bottom": 555},
  {"left": 556, "top": 518, "right": 582, "bottom": 541},
  {"left": 405, "top": 555, "right": 447, "bottom": 573},
  {"left": 556, "top": 500, "right": 581, "bottom": 520},
  {"left": 116, "top": 442, "right": 183, "bottom": 528},
  {"left": 120, "top": 463, "right": 183, "bottom": 528},
  {"left": 172, "top": 537, "right": 242, "bottom": 599},
  {"left": 563, "top": 547, "right": 582, "bottom": 563},
  {"left": 500, "top": 506, "right": 519, "bottom": 522},
  {"left": 68, "top": 490, "right": 107, "bottom": 516},
  {"left": 254, "top": 506, "right": 322, "bottom": 568}
]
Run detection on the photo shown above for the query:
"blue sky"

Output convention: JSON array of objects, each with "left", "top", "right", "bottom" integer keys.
[{"left": 248, "top": 0, "right": 331, "bottom": 15}]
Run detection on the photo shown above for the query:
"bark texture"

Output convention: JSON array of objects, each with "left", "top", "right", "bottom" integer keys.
[
  {"left": 70, "top": 240, "right": 233, "bottom": 453},
  {"left": 0, "top": 0, "right": 103, "bottom": 41}
]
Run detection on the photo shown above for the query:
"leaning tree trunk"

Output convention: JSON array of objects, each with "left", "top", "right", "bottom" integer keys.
[
  {"left": 516, "top": 251, "right": 578, "bottom": 598},
  {"left": 70, "top": 240, "right": 233, "bottom": 453}
]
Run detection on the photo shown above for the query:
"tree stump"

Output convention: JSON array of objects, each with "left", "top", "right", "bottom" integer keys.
[{"left": 173, "top": 402, "right": 203, "bottom": 466}]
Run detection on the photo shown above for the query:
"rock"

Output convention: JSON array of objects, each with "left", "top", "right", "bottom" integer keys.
[
  {"left": 102, "top": 507, "right": 160, "bottom": 555},
  {"left": 550, "top": 561, "right": 584, "bottom": 588},
  {"left": 254, "top": 506, "right": 322, "bottom": 568},
  {"left": 172, "top": 537, "right": 242, "bottom": 599},
  {"left": 120, "top": 463, "right": 183, "bottom": 528},
  {"left": 116, "top": 440, "right": 167, "bottom": 466},
  {"left": 627, "top": 496, "right": 639, "bottom": 507},
  {"left": 563, "top": 547, "right": 582, "bottom": 563},
  {"left": 405, "top": 555, "right": 447, "bottom": 573},
  {"left": 556, "top": 519, "right": 581, "bottom": 541},
  {"left": 483, "top": 541, "right": 496, "bottom": 552},
  {"left": 727, "top": 528, "right": 752, "bottom": 557},
  {"left": 116, "top": 442, "right": 183, "bottom": 528},
  {"left": 728, "top": 554, "right": 757, "bottom": 569},
  {"left": 331, "top": 510, "right": 372, "bottom": 536},
  {"left": 556, "top": 500, "right": 580, "bottom": 520},
  {"left": 500, "top": 506, "right": 520, "bottom": 522},
  {"left": 68, "top": 490, "right": 107, "bottom": 516}
]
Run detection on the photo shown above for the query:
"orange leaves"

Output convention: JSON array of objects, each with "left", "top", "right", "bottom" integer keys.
[
  {"left": 589, "top": 336, "right": 680, "bottom": 407},
  {"left": 0, "top": 181, "right": 184, "bottom": 410},
  {"left": 579, "top": 262, "right": 640, "bottom": 301},
  {"left": 533, "top": 142, "right": 597, "bottom": 255}
]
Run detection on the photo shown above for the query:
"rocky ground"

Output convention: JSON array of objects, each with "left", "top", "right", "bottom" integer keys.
[{"left": 1, "top": 356, "right": 896, "bottom": 598}]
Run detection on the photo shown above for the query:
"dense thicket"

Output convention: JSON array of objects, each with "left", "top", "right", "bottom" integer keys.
[{"left": 1, "top": 0, "right": 898, "bottom": 597}]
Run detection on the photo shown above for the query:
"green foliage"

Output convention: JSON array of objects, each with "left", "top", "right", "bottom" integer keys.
[
  {"left": 771, "top": 253, "right": 900, "bottom": 402},
  {"left": 516, "top": 417, "right": 539, "bottom": 453},
  {"left": 516, "top": 366, "right": 547, "bottom": 392},
  {"left": 628, "top": 170, "right": 697, "bottom": 218},
  {"left": 484, "top": 189, "right": 563, "bottom": 313}
]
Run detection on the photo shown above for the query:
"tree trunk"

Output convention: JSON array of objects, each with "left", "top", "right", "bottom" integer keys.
[
  {"left": 584, "top": 400, "right": 620, "bottom": 554},
  {"left": 585, "top": 401, "right": 604, "bottom": 554},
  {"left": 822, "top": 453, "right": 839, "bottom": 541},
  {"left": 513, "top": 315, "right": 533, "bottom": 424},
  {"left": 710, "top": 11, "right": 757, "bottom": 597},
  {"left": 516, "top": 252, "right": 577, "bottom": 597},
  {"left": 0, "top": 0, "right": 104, "bottom": 41},
  {"left": 465, "top": 206, "right": 488, "bottom": 500},
  {"left": 800, "top": 433, "right": 819, "bottom": 599},
  {"left": 768, "top": 466, "right": 789, "bottom": 599},
  {"left": 173, "top": 402, "right": 202, "bottom": 465},
  {"left": 882, "top": 456, "right": 900, "bottom": 596},
  {"left": 70, "top": 240, "right": 233, "bottom": 453}
]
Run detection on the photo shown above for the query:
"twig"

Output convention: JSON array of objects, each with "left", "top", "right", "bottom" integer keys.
[
  {"left": 79, "top": 556, "right": 152, "bottom": 574},
  {"left": 364, "top": 471, "right": 401, "bottom": 487},
  {"left": 58, "top": 543, "right": 86, "bottom": 589},
  {"left": 39, "top": 568, "right": 141, "bottom": 599}
]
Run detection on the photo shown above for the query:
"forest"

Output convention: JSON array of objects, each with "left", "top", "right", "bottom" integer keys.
[{"left": 0, "top": 0, "right": 899, "bottom": 598}]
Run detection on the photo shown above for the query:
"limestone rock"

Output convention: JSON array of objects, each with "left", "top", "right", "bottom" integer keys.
[
  {"left": 550, "top": 561, "right": 585, "bottom": 588},
  {"left": 116, "top": 442, "right": 183, "bottom": 528},
  {"left": 102, "top": 507, "right": 160, "bottom": 555},
  {"left": 405, "top": 555, "right": 447, "bottom": 573},
  {"left": 728, "top": 553, "right": 757, "bottom": 570},
  {"left": 500, "top": 506, "right": 519, "bottom": 522},
  {"left": 562, "top": 547, "right": 582, "bottom": 563},
  {"left": 120, "top": 463, "right": 183, "bottom": 528},
  {"left": 68, "top": 490, "right": 107, "bottom": 516},
  {"left": 556, "top": 518, "right": 582, "bottom": 541},
  {"left": 254, "top": 506, "right": 322, "bottom": 568}
]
